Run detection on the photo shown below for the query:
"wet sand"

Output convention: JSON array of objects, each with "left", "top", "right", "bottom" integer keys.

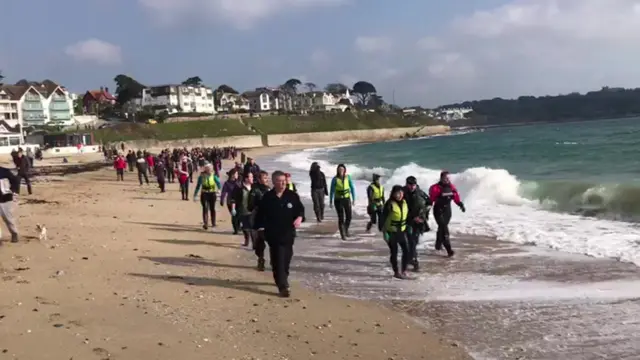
[
  {"left": 0, "top": 149, "right": 470, "bottom": 360},
  {"left": 290, "top": 213, "right": 640, "bottom": 360}
]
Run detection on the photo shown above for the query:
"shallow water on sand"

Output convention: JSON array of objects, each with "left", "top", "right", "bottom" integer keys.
[{"left": 257, "top": 155, "right": 640, "bottom": 360}]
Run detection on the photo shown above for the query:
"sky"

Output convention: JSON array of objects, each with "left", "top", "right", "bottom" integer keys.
[{"left": 2, "top": 0, "right": 640, "bottom": 107}]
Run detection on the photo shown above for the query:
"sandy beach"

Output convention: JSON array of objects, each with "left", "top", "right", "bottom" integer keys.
[{"left": 0, "top": 147, "right": 471, "bottom": 360}]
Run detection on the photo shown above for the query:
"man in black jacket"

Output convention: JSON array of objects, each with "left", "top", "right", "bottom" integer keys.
[
  {"left": 308, "top": 162, "right": 328, "bottom": 222},
  {"left": 15, "top": 149, "right": 32, "bottom": 195},
  {"left": 0, "top": 166, "right": 20, "bottom": 244},
  {"left": 243, "top": 158, "right": 260, "bottom": 184},
  {"left": 253, "top": 170, "right": 305, "bottom": 298}
]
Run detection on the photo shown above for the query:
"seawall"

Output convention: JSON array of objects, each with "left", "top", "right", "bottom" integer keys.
[
  {"left": 264, "top": 125, "right": 449, "bottom": 146},
  {"left": 119, "top": 126, "right": 449, "bottom": 150},
  {"left": 121, "top": 135, "right": 264, "bottom": 151}
]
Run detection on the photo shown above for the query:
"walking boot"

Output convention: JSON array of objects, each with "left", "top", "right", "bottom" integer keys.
[
  {"left": 365, "top": 222, "right": 372, "bottom": 232},
  {"left": 339, "top": 226, "right": 346, "bottom": 240},
  {"left": 257, "top": 258, "right": 265, "bottom": 272},
  {"left": 412, "top": 259, "right": 420, "bottom": 272},
  {"left": 11, "top": 234, "right": 18, "bottom": 243},
  {"left": 345, "top": 227, "right": 351, "bottom": 238}
]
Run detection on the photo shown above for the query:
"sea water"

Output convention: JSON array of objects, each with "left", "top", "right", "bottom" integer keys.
[{"left": 255, "top": 117, "right": 640, "bottom": 360}]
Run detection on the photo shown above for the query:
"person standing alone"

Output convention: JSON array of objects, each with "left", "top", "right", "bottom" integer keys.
[
  {"left": 15, "top": 149, "right": 32, "bottom": 195},
  {"left": 113, "top": 154, "right": 126, "bottom": 181},
  {"left": 308, "top": 162, "right": 328, "bottom": 222},
  {"left": 329, "top": 164, "right": 355, "bottom": 240},
  {"left": 253, "top": 170, "right": 304, "bottom": 297},
  {"left": 429, "top": 171, "right": 465, "bottom": 257}
]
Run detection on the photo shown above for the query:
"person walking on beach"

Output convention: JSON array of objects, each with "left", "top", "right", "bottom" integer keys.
[
  {"left": 113, "top": 154, "right": 126, "bottom": 181},
  {"left": 155, "top": 159, "right": 167, "bottom": 192},
  {"left": 230, "top": 172, "right": 255, "bottom": 246},
  {"left": 285, "top": 173, "right": 297, "bottom": 193},
  {"left": 330, "top": 164, "right": 355, "bottom": 240},
  {"left": 136, "top": 154, "right": 150, "bottom": 186},
  {"left": 253, "top": 170, "right": 305, "bottom": 297},
  {"left": 193, "top": 162, "right": 221, "bottom": 230},
  {"left": 428, "top": 171, "right": 465, "bottom": 258},
  {"left": 380, "top": 185, "right": 410, "bottom": 279},
  {"left": 177, "top": 156, "right": 190, "bottom": 200},
  {"left": 220, "top": 169, "right": 241, "bottom": 234},
  {"left": 403, "top": 176, "right": 431, "bottom": 271},
  {"left": 126, "top": 151, "right": 136, "bottom": 172},
  {"left": 308, "top": 162, "right": 328, "bottom": 222},
  {"left": 0, "top": 165, "right": 20, "bottom": 244},
  {"left": 366, "top": 174, "right": 385, "bottom": 232},
  {"left": 249, "top": 170, "right": 271, "bottom": 271},
  {"left": 243, "top": 158, "right": 260, "bottom": 184},
  {"left": 15, "top": 149, "right": 32, "bottom": 195}
]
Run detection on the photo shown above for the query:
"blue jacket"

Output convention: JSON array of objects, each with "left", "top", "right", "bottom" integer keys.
[
  {"left": 329, "top": 175, "right": 355, "bottom": 203},
  {"left": 193, "top": 173, "right": 221, "bottom": 198}
]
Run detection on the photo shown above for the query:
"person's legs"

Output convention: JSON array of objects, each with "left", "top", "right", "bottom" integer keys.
[
  {"left": 254, "top": 230, "right": 266, "bottom": 271},
  {"left": 0, "top": 201, "right": 18, "bottom": 243},
  {"left": 241, "top": 215, "right": 253, "bottom": 246},
  {"left": 138, "top": 171, "right": 143, "bottom": 185},
  {"left": 376, "top": 208, "right": 383, "bottom": 231},
  {"left": 209, "top": 193, "right": 217, "bottom": 227},
  {"left": 387, "top": 235, "right": 399, "bottom": 275},
  {"left": 434, "top": 209, "right": 445, "bottom": 251},
  {"left": 24, "top": 175, "right": 32, "bottom": 195},
  {"left": 227, "top": 203, "right": 239, "bottom": 234},
  {"left": 143, "top": 172, "right": 149, "bottom": 185},
  {"left": 311, "top": 189, "right": 321, "bottom": 222},
  {"left": 335, "top": 199, "right": 346, "bottom": 239},
  {"left": 397, "top": 232, "right": 411, "bottom": 274},
  {"left": 407, "top": 226, "right": 420, "bottom": 270},
  {"left": 440, "top": 208, "right": 454, "bottom": 256},
  {"left": 343, "top": 199, "right": 353, "bottom": 236},
  {"left": 200, "top": 194, "right": 209, "bottom": 229}
]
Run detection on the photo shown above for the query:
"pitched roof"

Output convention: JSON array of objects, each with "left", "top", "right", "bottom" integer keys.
[
  {"left": 0, "top": 84, "right": 32, "bottom": 100},
  {"left": 86, "top": 89, "right": 116, "bottom": 101}
]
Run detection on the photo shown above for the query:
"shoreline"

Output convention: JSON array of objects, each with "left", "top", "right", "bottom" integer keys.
[
  {"left": 251, "top": 145, "right": 640, "bottom": 360},
  {"left": 0, "top": 150, "right": 471, "bottom": 359}
]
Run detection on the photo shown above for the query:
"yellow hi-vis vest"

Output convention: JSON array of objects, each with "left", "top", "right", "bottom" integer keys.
[
  {"left": 384, "top": 200, "right": 408, "bottom": 232},
  {"left": 335, "top": 176, "right": 351, "bottom": 199},
  {"left": 370, "top": 183, "right": 384, "bottom": 205},
  {"left": 202, "top": 174, "right": 217, "bottom": 192},
  {"left": 287, "top": 183, "right": 297, "bottom": 192}
]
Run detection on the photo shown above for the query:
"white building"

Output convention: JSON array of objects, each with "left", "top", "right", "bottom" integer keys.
[
  {"left": 297, "top": 89, "right": 354, "bottom": 111},
  {"left": 217, "top": 93, "right": 250, "bottom": 112},
  {"left": 435, "top": 107, "right": 473, "bottom": 121},
  {"left": 2, "top": 80, "right": 75, "bottom": 127},
  {"left": 129, "top": 84, "right": 216, "bottom": 114},
  {"left": 242, "top": 88, "right": 284, "bottom": 112},
  {"left": 0, "top": 87, "right": 23, "bottom": 146}
]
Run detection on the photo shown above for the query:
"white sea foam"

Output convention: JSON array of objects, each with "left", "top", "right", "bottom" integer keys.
[{"left": 270, "top": 148, "right": 640, "bottom": 266}]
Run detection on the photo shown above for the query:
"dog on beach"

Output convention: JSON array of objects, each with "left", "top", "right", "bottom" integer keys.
[{"left": 36, "top": 224, "right": 47, "bottom": 242}]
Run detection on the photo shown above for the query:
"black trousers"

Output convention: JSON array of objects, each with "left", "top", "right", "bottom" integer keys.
[
  {"left": 137, "top": 171, "right": 149, "bottom": 185},
  {"left": 200, "top": 192, "right": 217, "bottom": 226},
  {"left": 167, "top": 169, "right": 175, "bottom": 183},
  {"left": 367, "top": 206, "right": 383, "bottom": 231},
  {"left": 254, "top": 230, "right": 266, "bottom": 259},
  {"left": 16, "top": 173, "right": 32, "bottom": 195},
  {"left": 226, "top": 203, "right": 240, "bottom": 233},
  {"left": 388, "top": 231, "right": 410, "bottom": 273},
  {"left": 116, "top": 168, "right": 124, "bottom": 181},
  {"left": 407, "top": 224, "right": 420, "bottom": 263},
  {"left": 334, "top": 198, "right": 352, "bottom": 230},
  {"left": 311, "top": 189, "right": 325, "bottom": 221},
  {"left": 268, "top": 239, "right": 294, "bottom": 290},
  {"left": 434, "top": 207, "right": 453, "bottom": 254},
  {"left": 180, "top": 182, "right": 189, "bottom": 200},
  {"left": 157, "top": 178, "right": 165, "bottom": 192},
  {"left": 128, "top": 162, "right": 134, "bottom": 172}
]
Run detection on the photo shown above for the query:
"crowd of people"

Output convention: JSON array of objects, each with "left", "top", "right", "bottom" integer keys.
[{"left": 112, "top": 146, "right": 466, "bottom": 292}]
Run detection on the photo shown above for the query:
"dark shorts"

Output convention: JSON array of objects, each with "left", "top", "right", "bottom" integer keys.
[{"left": 240, "top": 214, "right": 253, "bottom": 231}]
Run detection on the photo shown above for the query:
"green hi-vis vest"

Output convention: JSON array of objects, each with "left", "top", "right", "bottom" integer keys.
[
  {"left": 370, "top": 183, "right": 384, "bottom": 205},
  {"left": 202, "top": 174, "right": 217, "bottom": 192},
  {"left": 335, "top": 176, "right": 351, "bottom": 199},
  {"left": 384, "top": 200, "right": 408, "bottom": 232}
]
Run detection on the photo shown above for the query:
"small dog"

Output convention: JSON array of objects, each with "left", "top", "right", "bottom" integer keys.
[{"left": 36, "top": 224, "right": 47, "bottom": 242}]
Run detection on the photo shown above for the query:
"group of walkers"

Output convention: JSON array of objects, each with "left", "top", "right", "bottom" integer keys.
[
  {"left": 113, "top": 145, "right": 466, "bottom": 294},
  {"left": 309, "top": 163, "right": 465, "bottom": 280}
]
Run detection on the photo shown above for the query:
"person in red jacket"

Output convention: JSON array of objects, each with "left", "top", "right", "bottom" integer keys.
[
  {"left": 428, "top": 171, "right": 465, "bottom": 257},
  {"left": 113, "top": 154, "right": 126, "bottom": 181},
  {"left": 176, "top": 156, "right": 190, "bottom": 200},
  {"left": 145, "top": 152, "right": 155, "bottom": 176}
]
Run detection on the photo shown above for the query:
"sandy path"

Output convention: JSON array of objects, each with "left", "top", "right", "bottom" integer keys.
[{"left": 0, "top": 156, "right": 470, "bottom": 359}]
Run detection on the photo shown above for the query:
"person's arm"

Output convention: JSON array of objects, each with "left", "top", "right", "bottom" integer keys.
[
  {"left": 253, "top": 194, "right": 266, "bottom": 230},
  {"left": 329, "top": 177, "right": 336, "bottom": 203},
  {"left": 220, "top": 182, "right": 230, "bottom": 204},
  {"left": 366, "top": 185, "right": 374, "bottom": 206},
  {"left": 322, "top": 173, "right": 328, "bottom": 196},
  {"left": 193, "top": 175, "right": 203, "bottom": 198},
  {"left": 428, "top": 184, "right": 439, "bottom": 206},
  {"left": 451, "top": 184, "right": 465, "bottom": 210},
  {"left": 348, "top": 175, "right": 356, "bottom": 200},
  {"left": 380, "top": 201, "right": 391, "bottom": 230},
  {"left": 230, "top": 187, "right": 240, "bottom": 210},
  {"left": 292, "top": 193, "right": 305, "bottom": 223},
  {"left": 214, "top": 175, "right": 221, "bottom": 190}
]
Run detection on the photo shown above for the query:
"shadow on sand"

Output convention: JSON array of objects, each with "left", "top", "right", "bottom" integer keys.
[{"left": 129, "top": 272, "right": 278, "bottom": 297}]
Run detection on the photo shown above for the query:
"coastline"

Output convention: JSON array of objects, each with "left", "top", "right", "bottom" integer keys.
[
  {"left": 0, "top": 146, "right": 471, "bottom": 360},
  {"left": 258, "top": 144, "right": 640, "bottom": 360}
]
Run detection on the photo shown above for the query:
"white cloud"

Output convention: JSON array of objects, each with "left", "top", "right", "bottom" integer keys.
[
  {"left": 351, "top": 0, "right": 640, "bottom": 106},
  {"left": 354, "top": 36, "right": 392, "bottom": 53},
  {"left": 64, "top": 39, "right": 122, "bottom": 66},
  {"left": 138, "top": 0, "right": 348, "bottom": 29}
]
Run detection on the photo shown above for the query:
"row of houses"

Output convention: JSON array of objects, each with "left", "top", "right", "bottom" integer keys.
[{"left": 124, "top": 84, "right": 355, "bottom": 114}]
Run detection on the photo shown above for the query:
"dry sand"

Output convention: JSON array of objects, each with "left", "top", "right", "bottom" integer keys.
[{"left": 0, "top": 147, "right": 470, "bottom": 360}]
